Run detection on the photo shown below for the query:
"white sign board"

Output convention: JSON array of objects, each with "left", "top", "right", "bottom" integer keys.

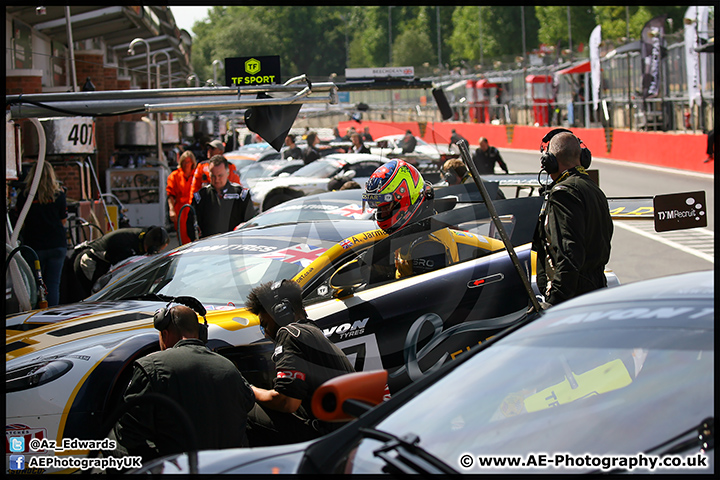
[
  {"left": 345, "top": 67, "right": 415, "bottom": 79},
  {"left": 41, "top": 117, "right": 96, "bottom": 154}
]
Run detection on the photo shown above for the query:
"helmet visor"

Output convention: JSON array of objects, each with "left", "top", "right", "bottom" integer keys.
[{"left": 362, "top": 191, "right": 395, "bottom": 209}]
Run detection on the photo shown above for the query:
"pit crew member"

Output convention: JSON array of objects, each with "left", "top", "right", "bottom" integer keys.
[
  {"left": 109, "top": 303, "right": 255, "bottom": 465},
  {"left": 187, "top": 155, "right": 255, "bottom": 240},
  {"left": 532, "top": 129, "right": 613, "bottom": 307},
  {"left": 244, "top": 279, "right": 355, "bottom": 446}
]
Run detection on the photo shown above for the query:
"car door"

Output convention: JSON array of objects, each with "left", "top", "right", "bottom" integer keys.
[{"left": 302, "top": 223, "right": 536, "bottom": 392}]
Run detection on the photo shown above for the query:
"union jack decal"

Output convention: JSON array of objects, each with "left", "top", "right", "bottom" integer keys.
[{"left": 259, "top": 244, "right": 326, "bottom": 267}]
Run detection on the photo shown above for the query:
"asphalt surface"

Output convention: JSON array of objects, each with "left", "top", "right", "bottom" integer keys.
[{"left": 497, "top": 147, "right": 714, "bottom": 285}]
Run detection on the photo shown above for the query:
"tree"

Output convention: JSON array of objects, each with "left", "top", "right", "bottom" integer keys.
[
  {"left": 392, "top": 9, "right": 436, "bottom": 68},
  {"left": 536, "top": 6, "right": 596, "bottom": 52}
]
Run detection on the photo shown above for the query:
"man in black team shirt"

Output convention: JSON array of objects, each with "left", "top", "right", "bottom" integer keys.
[{"left": 244, "top": 279, "right": 355, "bottom": 446}]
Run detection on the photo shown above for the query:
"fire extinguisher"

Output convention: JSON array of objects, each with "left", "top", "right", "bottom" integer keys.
[{"left": 684, "top": 111, "right": 692, "bottom": 129}]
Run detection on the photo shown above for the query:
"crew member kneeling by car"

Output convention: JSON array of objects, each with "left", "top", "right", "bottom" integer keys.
[
  {"left": 108, "top": 303, "right": 255, "bottom": 467},
  {"left": 244, "top": 279, "right": 355, "bottom": 446}
]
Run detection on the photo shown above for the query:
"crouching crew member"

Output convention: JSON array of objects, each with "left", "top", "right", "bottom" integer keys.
[
  {"left": 109, "top": 301, "right": 255, "bottom": 467},
  {"left": 244, "top": 279, "right": 355, "bottom": 446},
  {"left": 72, "top": 226, "right": 169, "bottom": 299}
]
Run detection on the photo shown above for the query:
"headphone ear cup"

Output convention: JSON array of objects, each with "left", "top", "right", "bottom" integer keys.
[
  {"left": 272, "top": 299, "right": 295, "bottom": 327},
  {"left": 580, "top": 147, "right": 592, "bottom": 169},
  {"left": 154, "top": 307, "right": 171, "bottom": 331},
  {"left": 540, "top": 151, "right": 559, "bottom": 174},
  {"left": 198, "top": 319, "right": 208, "bottom": 343}
]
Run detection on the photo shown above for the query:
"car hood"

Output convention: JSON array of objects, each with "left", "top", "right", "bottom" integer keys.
[
  {"left": 137, "top": 441, "right": 315, "bottom": 474},
  {"left": 7, "top": 299, "right": 262, "bottom": 364}
]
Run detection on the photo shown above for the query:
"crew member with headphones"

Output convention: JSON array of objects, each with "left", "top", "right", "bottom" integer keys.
[
  {"left": 244, "top": 279, "right": 355, "bottom": 446},
  {"left": 532, "top": 129, "right": 613, "bottom": 309},
  {"left": 109, "top": 297, "right": 255, "bottom": 466},
  {"left": 441, "top": 158, "right": 472, "bottom": 186}
]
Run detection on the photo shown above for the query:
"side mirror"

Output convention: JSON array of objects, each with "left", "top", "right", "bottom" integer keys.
[
  {"left": 377, "top": 140, "right": 389, "bottom": 149},
  {"left": 311, "top": 370, "right": 388, "bottom": 422},
  {"left": 328, "top": 258, "right": 368, "bottom": 298}
]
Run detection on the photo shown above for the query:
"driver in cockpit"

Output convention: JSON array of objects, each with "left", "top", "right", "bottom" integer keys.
[{"left": 362, "top": 159, "right": 459, "bottom": 279}]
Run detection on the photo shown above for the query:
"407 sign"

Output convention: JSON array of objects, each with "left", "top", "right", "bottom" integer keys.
[{"left": 41, "top": 117, "right": 96, "bottom": 154}]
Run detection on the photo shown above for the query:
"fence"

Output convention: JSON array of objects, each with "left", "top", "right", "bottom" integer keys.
[{"left": 342, "top": 36, "right": 714, "bottom": 134}]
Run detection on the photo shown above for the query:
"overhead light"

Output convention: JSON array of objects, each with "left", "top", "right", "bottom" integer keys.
[{"left": 36, "top": 6, "right": 47, "bottom": 15}]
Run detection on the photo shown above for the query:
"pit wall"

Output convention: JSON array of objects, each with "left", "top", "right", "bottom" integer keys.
[{"left": 338, "top": 120, "right": 714, "bottom": 174}]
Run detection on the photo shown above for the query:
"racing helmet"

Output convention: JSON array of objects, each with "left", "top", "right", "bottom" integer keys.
[{"left": 363, "top": 159, "right": 431, "bottom": 234}]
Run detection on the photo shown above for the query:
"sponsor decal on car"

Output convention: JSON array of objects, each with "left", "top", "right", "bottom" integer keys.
[
  {"left": 329, "top": 204, "right": 367, "bottom": 219},
  {"left": 259, "top": 244, "right": 327, "bottom": 268}
]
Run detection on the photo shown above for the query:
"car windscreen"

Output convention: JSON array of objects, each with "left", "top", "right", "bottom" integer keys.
[
  {"left": 238, "top": 199, "right": 372, "bottom": 229},
  {"left": 89, "top": 235, "right": 336, "bottom": 306},
  {"left": 240, "top": 162, "right": 279, "bottom": 180},
  {"left": 348, "top": 299, "right": 713, "bottom": 473},
  {"left": 291, "top": 159, "right": 342, "bottom": 178}
]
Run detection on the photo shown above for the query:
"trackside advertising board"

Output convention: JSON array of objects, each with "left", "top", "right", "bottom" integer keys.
[{"left": 225, "top": 56, "right": 282, "bottom": 86}]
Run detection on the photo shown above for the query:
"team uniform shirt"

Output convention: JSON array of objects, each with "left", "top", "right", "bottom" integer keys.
[
  {"left": 532, "top": 167, "right": 613, "bottom": 306},
  {"left": 350, "top": 144, "right": 371, "bottom": 154},
  {"left": 394, "top": 227, "right": 459, "bottom": 278},
  {"left": 271, "top": 321, "right": 355, "bottom": 428},
  {"left": 303, "top": 145, "right": 321, "bottom": 165},
  {"left": 189, "top": 161, "right": 242, "bottom": 197},
  {"left": 282, "top": 146, "right": 303, "bottom": 160},
  {"left": 188, "top": 182, "right": 254, "bottom": 239},
  {"left": 472, "top": 146, "right": 509, "bottom": 174},
  {"left": 112, "top": 339, "right": 255, "bottom": 463}
]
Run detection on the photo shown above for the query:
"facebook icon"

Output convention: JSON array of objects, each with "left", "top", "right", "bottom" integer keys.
[{"left": 9, "top": 455, "right": 25, "bottom": 471}]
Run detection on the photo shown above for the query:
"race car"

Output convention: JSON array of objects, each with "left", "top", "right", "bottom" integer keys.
[
  {"left": 7, "top": 194, "right": 575, "bottom": 473},
  {"left": 248, "top": 153, "right": 387, "bottom": 212},
  {"left": 138, "top": 270, "right": 714, "bottom": 474}
]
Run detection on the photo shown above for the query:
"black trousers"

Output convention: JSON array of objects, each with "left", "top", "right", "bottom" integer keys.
[{"left": 246, "top": 403, "right": 323, "bottom": 447}]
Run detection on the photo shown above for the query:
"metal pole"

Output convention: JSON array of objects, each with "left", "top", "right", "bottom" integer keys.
[
  {"left": 457, "top": 139, "right": 542, "bottom": 313},
  {"left": 153, "top": 51, "right": 171, "bottom": 88},
  {"left": 212, "top": 59, "right": 223, "bottom": 85},
  {"left": 65, "top": 7, "right": 78, "bottom": 92},
  {"left": 128, "top": 38, "right": 151, "bottom": 89}
]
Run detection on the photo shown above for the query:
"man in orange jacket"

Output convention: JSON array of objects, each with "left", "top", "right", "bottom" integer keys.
[
  {"left": 167, "top": 150, "right": 197, "bottom": 244},
  {"left": 189, "top": 139, "right": 241, "bottom": 196}
]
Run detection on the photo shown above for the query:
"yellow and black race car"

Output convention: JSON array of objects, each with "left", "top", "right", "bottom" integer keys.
[{"left": 6, "top": 190, "right": 620, "bottom": 473}]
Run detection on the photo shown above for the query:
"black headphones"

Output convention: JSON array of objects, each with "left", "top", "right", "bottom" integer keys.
[
  {"left": 261, "top": 280, "right": 297, "bottom": 328},
  {"left": 442, "top": 169, "right": 458, "bottom": 185},
  {"left": 153, "top": 296, "right": 209, "bottom": 344},
  {"left": 539, "top": 128, "right": 592, "bottom": 174}
]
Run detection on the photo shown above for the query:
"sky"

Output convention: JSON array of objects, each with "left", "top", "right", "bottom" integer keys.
[{"left": 169, "top": 6, "right": 212, "bottom": 35}]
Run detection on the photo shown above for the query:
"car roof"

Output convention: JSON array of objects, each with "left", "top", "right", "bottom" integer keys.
[{"left": 320, "top": 153, "right": 387, "bottom": 164}]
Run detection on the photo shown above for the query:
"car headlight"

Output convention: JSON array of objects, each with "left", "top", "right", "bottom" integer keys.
[{"left": 6, "top": 360, "right": 73, "bottom": 393}]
